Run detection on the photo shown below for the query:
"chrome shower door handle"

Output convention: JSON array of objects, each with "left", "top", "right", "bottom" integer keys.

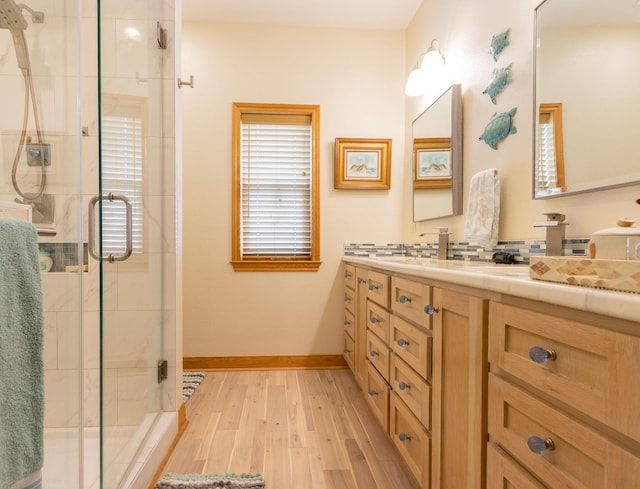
[{"left": 88, "top": 193, "right": 133, "bottom": 263}]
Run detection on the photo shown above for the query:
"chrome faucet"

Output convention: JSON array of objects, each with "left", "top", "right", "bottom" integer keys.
[
  {"left": 533, "top": 212, "right": 568, "bottom": 256},
  {"left": 419, "top": 227, "right": 450, "bottom": 260}
]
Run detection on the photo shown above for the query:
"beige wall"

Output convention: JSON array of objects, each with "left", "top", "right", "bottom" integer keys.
[
  {"left": 403, "top": 0, "right": 640, "bottom": 241},
  {"left": 182, "top": 23, "right": 406, "bottom": 356},
  {"left": 183, "top": 0, "right": 640, "bottom": 357}
]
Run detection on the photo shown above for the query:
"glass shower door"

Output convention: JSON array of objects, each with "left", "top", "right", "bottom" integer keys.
[{"left": 96, "top": 2, "right": 168, "bottom": 487}]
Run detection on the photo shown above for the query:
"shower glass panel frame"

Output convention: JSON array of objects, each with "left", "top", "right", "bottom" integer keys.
[{"left": 97, "top": 2, "right": 169, "bottom": 488}]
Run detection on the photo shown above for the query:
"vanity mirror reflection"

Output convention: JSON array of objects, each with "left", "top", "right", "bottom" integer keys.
[
  {"left": 534, "top": 0, "right": 640, "bottom": 198},
  {"left": 412, "top": 84, "right": 462, "bottom": 221}
]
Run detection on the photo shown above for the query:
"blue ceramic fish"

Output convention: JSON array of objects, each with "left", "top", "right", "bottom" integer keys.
[
  {"left": 479, "top": 107, "right": 517, "bottom": 150},
  {"left": 483, "top": 63, "right": 513, "bottom": 104},
  {"left": 489, "top": 28, "right": 510, "bottom": 61}
]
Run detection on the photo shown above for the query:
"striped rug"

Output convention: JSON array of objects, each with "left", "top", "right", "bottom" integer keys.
[
  {"left": 182, "top": 371, "right": 206, "bottom": 402},
  {"left": 155, "top": 473, "right": 265, "bottom": 489}
]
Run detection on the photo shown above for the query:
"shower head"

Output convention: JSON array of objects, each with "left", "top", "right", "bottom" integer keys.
[{"left": 0, "top": 0, "right": 28, "bottom": 30}]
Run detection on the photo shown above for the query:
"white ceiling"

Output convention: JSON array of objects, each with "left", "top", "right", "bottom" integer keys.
[{"left": 182, "top": 0, "right": 423, "bottom": 30}]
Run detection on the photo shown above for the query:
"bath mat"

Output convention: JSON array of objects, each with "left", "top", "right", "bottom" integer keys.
[
  {"left": 182, "top": 371, "right": 206, "bottom": 402},
  {"left": 155, "top": 472, "right": 265, "bottom": 489}
]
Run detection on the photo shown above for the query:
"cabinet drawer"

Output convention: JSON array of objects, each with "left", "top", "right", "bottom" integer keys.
[
  {"left": 391, "top": 354, "right": 431, "bottom": 429},
  {"left": 343, "top": 332, "right": 355, "bottom": 371},
  {"left": 366, "top": 329, "right": 390, "bottom": 381},
  {"left": 487, "top": 443, "right": 546, "bottom": 489},
  {"left": 489, "top": 302, "right": 640, "bottom": 443},
  {"left": 366, "top": 300, "right": 389, "bottom": 343},
  {"left": 343, "top": 309, "right": 355, "bottom": 340},
  {"left": 365, "top": 361, "right": 390, "bottom": 432},
  {"left": 344, "top": 264, "right": 356, "bottom": 289},
  {"left": 343, "top": 285, "right": 355, "bottom": 315},
  {"left": 390, "top": 276, "right": 431, "bottom": 329},
  {"left": 390, "top": 392, "right": 431, "bottom": 488},
  {"left": 488, "top": 374, "right": 640, "bottom": 489},
  {"left": 390, "top": 315, "right": 432, "bottom": 381},
  {"left": 366, "top": 270, "right": 390, "bottom": 308}
]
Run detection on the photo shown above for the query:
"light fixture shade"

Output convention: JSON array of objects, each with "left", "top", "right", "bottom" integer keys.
[
  {"left": 420, "top": 40, "right": 445, "bottom": 74},
  {"left": 405, "top": 67, "right": 428, "bottom": 96}
]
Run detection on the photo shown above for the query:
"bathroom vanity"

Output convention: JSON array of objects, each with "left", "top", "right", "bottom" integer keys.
[{"left": 342, "top": 256, "right": 640, "bottom": 489}]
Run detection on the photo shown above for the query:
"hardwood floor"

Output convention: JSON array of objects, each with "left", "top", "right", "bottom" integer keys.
[{"left": 161, "top": 369, "right": 421, "bottom": 489}]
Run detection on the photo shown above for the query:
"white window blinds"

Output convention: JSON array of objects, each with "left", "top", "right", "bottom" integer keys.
[
  {"left": 537, "top": 112, "right": 559, "bottom": 192},
  {"left": 240, "top": 114, "right": 312, "bottom": 257},
  {"left": 101, "top": 113, "right": 144, "bottom": 255}
]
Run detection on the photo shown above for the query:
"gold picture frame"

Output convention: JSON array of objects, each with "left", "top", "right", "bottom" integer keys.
[
  {"left": 334, "top": 138, "right": 391, "bottom": 189},
  {"left": 413, "top": 137, "right": 452, "bottom": 189}
]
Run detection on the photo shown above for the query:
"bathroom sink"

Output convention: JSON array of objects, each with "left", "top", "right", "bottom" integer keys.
[
  {"left": 529, "top": 256, "right": 640, "bottom": 294},
  {"left": 371, "top": 256, "right": 529, "bottom": 277}
]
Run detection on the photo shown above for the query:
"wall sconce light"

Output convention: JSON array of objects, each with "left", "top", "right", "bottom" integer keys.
[{"left": 405, "top": 39, "right": 446, "bottom": 96}]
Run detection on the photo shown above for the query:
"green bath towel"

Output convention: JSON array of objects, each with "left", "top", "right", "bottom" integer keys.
[{"left": 0, "top": 218, "right": 44, "bottom": 489}]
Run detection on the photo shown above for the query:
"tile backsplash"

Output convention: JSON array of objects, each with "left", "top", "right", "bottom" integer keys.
[{"left": 344, "top": 238, "right": 590, "bottom": 264}]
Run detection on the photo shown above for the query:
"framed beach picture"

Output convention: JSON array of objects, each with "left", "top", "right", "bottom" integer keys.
[
  {"left": 413, "top": 137, "right": 452, "bottom": 189},
  {"left": 334, "top": 138, "right": 391, "bottom": 189}
]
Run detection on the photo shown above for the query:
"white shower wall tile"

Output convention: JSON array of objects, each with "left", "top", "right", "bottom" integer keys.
[
  {"left": 102, "top": 310, "right": 162, "bottom": 369},
  {"left": 56, "top": 311, "right": 82, "bottom": 370},
  {"left": 44, "top": 369, "right": 80, "bottom": 427},
  {"left": 116, "top": 253, "right": 165, "bottom": 311},
  {"left": 102, "top": 0, "right": 150, "bottom": 21},
  {"left": 41, "top": 273, "right": 82, "bottom": 312},
  {"left": 83, "top": 368, "right": 100, "bottom": 426},
  {"left": 116, "top": 367, "right": 157, "bottom": 426}
]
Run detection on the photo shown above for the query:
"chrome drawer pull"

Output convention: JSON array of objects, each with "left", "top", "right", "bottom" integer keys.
[
  {"left": 424, "top": 304, "right": 438, "bottom": 315},
  {"left": 358, "top": 278, "right": 366, "bottom": 284},
  {"left": 370, "top": 317, "right": 380, "bottom": 324},
  {"left": 527, "top": 436, "right": 555, "bottom": 455},
  {"left": 399, "top": 381, "right": 411, "bottom": 391},
  {"left": 397, "top": 338, "right": 409, "bottom": 347},
  {"left": 529, "top": 346, "right": 557, "bottom": 364},
  {"left": 344, "top": 320, "right": 351, "bottom": 326},
  {"left": 369, "top": 283, "right": 379, "bottom": 291},
  {"left": 399, "top": 295, "right": 411, "bottom": 304},
  {"left": 344, "top": 296, "right": 351, "bottom": 302},
  {"left": 345, "top": 272, "right": 352, "bottom": 279},
  {"left": 368, "top": 389, "right": 378, "bottom": 397},
  {"left": 369, "top": 350, "right": 379, "bottom": 357},
  {"left": 398, "top": 433, "right": 411, "bottom": 442},
  {"left": 343, "top": 348, "right": 351, "bottom": 354}
]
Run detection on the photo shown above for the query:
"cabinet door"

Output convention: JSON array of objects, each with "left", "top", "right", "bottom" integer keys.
[
  {"left": 431, "top": 288, "right": 488, "bottom": 489},
  {"left": 355, "top": 268, "right": 369, "bottom": 390},
  {"left": 487, "top": 443, "right": 547, "bottom": 489}
]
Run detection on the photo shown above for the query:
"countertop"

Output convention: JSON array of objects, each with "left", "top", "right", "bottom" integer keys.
[{"left": 343, "top": 256, "right": 640, "bottom": 324}]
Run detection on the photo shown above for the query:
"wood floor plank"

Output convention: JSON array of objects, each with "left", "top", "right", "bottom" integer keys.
[
  {"left": 309, "top": 394, "right": 350, "bottom": 470},
  {"left": 161, "top": 369, "right": 420, "bottom": 489}
]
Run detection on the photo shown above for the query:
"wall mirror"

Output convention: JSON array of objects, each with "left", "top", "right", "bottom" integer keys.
[
  {"left": 412, "top": 84, "right": 462, "bottom": 221},
  {"left": 534, "top": 0, "right": 640, "bottom": 199}
]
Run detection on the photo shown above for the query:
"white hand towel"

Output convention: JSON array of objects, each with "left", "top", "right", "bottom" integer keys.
[{"left": 464, "top": 168, "right": 500, "bottom": 248}]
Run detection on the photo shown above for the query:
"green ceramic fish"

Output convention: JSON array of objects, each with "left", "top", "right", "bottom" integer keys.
[
  {"left": 479, "top": 107, "right": 517, "bottom": 150},
  {"left": 483, "top": 63, "right": 513, "bottom": 104}
]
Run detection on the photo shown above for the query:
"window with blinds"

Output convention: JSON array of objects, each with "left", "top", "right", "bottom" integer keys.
[
  {"left": 101, "top": 95, "right": 145, "bottom": 256},
  {"left": 232, "top": 103, "right": 321, "bottom": 272},
  {"left": 537, "top": 103, "right": 565, "bottom": 194}
]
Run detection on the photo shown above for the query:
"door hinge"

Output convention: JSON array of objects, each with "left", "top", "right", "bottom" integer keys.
[{"left": 157, "top": 360, "right": 168, "bottom": 383}]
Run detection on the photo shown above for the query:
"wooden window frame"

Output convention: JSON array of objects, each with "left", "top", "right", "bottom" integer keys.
[{"left": 231, "top": 102, "right": 321, "bottom": 272}]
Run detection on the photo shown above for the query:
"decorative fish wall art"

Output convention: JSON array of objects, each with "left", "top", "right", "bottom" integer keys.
[
  {"left": 479, "top": 107, "right": 517, "bottom": 150},
  {"left": 483, "top": 63, "right": 513, "bottom": 104},
  {"left": 489, "top": 28, "right": 510, "bottom": 61}
]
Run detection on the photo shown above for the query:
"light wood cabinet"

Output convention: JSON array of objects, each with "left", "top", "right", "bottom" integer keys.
[
  {"left": 431, "top": 287, "right": 488, "bottom": 489},
  {"left": 344, "top": 257, "right": 640, "bottom": 489},
  {"left": 488, "top": 302, "right": 640, "bottom": 489},
  {"left": 354, "top": 268, "right": 369, "bottom": 389}
]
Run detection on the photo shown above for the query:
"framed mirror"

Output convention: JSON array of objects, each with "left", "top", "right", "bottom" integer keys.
[
  {"left": 412, "top": 84, "right": 462, "bottom": 221},
  {"left": 533, "top": 0, "right": 640, "bottom": 199}
]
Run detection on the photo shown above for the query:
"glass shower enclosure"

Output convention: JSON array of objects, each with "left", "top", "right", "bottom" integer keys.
[{"left": 0, "top": 1, "right": 177, "bottom": 488}]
